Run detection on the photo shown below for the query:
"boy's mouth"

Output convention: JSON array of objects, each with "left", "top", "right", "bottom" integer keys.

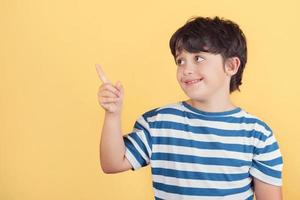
[{"left": 183, "top": 78, "right": 204, "bottom": 85}]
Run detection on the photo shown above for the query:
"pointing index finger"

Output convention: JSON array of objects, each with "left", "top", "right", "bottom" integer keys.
[{"left": 95, "top": 64, "right": 110, "bottom": 83}]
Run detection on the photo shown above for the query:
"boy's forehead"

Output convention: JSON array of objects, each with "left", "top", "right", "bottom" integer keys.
[{"left": 176, "top": 49, "right": 195, "bottom": 57}]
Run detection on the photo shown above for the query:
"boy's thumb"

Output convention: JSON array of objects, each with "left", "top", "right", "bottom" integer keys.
[{"left": 115, "top": 81, "right": 123, "bottom": 91}]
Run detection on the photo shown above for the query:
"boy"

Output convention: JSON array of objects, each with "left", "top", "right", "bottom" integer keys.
[{"left": 97, "top": 16, "right": 283, "bottom": 200}]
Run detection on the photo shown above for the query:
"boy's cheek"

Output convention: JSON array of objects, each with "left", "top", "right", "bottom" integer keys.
[{"left": 176, "top": 75, "right": 182, "bottom": 84}]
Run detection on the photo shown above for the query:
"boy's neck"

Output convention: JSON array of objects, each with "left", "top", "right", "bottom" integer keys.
[{"left": 186, "top": 96, "right": 237, "bottom": 113}]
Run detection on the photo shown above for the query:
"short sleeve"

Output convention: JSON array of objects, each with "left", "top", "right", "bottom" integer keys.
[
  {"left": 123, "top": 114, "right": 153, "bottom": 171},
  {"left": 250, "top": 126, "right": 283, "bottom": 186}
]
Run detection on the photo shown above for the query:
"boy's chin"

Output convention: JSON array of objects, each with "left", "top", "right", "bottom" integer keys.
[{"left": 184, "top": 92, "right": 208, "bottom": 102}]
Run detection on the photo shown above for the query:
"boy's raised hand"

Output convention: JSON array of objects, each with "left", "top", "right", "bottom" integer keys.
[{"left": 96, "top": 64, "right": 124, "bottom": 114}]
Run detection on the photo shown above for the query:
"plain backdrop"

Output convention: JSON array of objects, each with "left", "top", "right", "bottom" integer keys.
[{"left": 1, "top": 0, "right": 299, "bottom": 199}]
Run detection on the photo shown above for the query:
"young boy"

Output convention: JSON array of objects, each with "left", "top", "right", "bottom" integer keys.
[{"left": 97, "top": 16, "right": 283, "bottom": 200}]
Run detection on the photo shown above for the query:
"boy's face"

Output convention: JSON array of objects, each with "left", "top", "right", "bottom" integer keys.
[{"left": 175, "top": 49, "right": 231, "bottom": 102}]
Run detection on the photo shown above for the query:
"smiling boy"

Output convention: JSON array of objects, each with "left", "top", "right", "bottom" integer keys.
[{"left": 97, "top": 16, "right": 283, "bottom": 199}]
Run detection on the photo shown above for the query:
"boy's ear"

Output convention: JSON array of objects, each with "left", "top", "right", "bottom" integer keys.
[{"left": 224, "top": 57, "right": 240, "bottom": 76}]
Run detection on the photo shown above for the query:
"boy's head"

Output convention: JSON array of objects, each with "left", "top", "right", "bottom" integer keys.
[{"left": 169, "top": 16, "right": 247, "bottom": 94}]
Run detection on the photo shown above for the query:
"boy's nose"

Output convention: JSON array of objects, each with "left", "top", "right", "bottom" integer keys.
[{"left": 183, "top": 63, "right": 196, "bottom": 75}]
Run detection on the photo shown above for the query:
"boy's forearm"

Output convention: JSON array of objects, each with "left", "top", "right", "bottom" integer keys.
[{"left": 100, "top": 111, "right": 126, "bottom": 173}]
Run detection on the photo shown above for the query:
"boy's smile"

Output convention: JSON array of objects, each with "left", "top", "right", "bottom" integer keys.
[{"left": 182, "top": 77, "right": 204, "bottom": 85}]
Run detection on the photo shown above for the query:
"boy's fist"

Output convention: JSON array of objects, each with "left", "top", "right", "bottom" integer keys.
[{"left": 96, "top": 64, "right": 124, "bottom": 114}]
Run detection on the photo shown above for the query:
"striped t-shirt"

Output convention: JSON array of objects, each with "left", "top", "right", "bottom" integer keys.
[{"left": 123, "top": 101, "right": 283, "bottom": 200}]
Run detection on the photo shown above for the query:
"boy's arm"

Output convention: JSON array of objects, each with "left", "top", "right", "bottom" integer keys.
[
  {"left": 100, "top": 112, "right": 132, "bottom": 173},
  {"left": 96, "top": 64, "right": 132, "bottom": 173},
  {"left": 253, "top": 178, "right": 282, "bottom": 200}
]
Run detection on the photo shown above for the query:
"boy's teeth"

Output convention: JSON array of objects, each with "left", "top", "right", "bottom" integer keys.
[{"left": 187, "top": 79, "right": 200, "bottom": 84}]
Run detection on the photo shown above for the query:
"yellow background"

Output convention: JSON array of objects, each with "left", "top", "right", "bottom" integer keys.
[{"left": 1, "top": 0, "right": 299, "bottom": 199}]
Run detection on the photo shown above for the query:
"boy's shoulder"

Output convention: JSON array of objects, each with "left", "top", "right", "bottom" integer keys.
[{"left": 237, "top": 108, "right": 273, "bottom": 133}]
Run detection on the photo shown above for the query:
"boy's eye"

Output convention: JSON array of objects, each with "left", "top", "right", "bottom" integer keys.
[
  {"left": 176, "top": 55, "right": 204, "bottom": 66},
  {"left": 195, "top": 55, "right": 204, "bottom": 62},
  {"left": 176, "top": 59, "right": 184, "bottom": 66}
]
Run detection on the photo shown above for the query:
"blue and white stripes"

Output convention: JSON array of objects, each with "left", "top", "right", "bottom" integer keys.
[{"left": 123, "top": 101, "right": 283, "bottom": 199}]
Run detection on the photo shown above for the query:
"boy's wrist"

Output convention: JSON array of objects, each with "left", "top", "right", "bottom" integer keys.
[{"left": 105, "top": 110, "right": 122, "bottom": 118}]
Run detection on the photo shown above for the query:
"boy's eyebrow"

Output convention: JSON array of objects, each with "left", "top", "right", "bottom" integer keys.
[
  {"left": 175, "top": 52, "right": 206, "bottom": 59},
  {"left": 175, "top": 53, "right": 181, "bottom": 59}
]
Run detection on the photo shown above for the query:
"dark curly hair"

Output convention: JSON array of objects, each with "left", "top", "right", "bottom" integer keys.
[{"left": 169, "top": 16, "right": 247, "bottom": 93}]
